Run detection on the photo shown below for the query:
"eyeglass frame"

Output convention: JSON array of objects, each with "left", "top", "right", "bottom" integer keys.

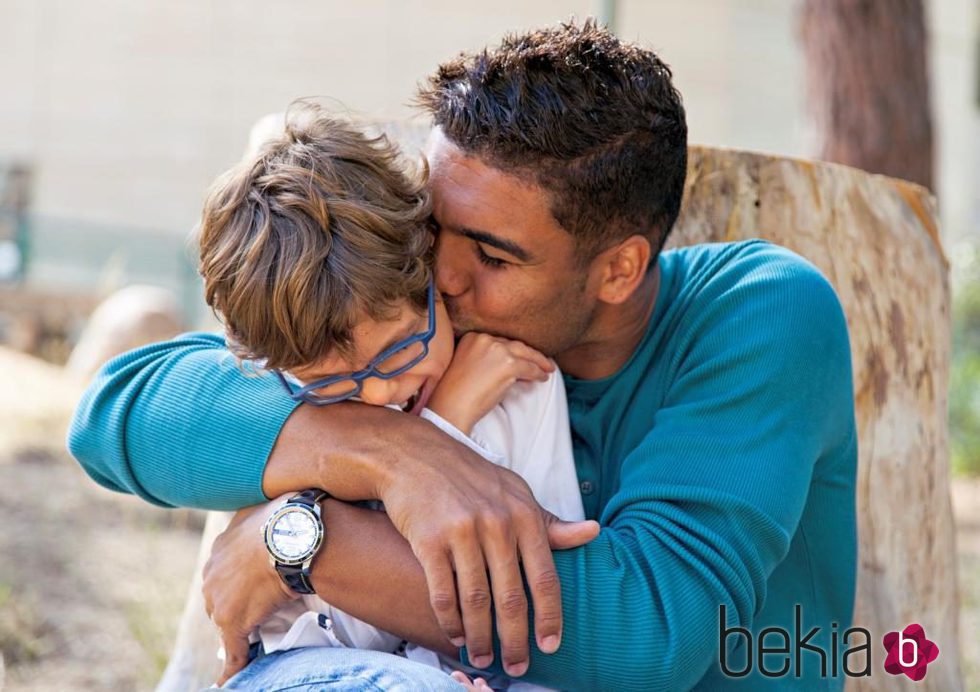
[{"left": 274, "top": 279, "right": 437, "bottom": 406}]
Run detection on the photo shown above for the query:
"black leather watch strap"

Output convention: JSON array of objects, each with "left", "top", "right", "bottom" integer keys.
[
  {"left": 276, "top": 563, "right": 317, "bottom": 595},
  {"left": 289, "top": 488, "right": 329, "bottom": 509}
]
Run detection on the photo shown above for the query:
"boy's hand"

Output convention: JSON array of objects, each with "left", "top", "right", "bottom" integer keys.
[
  {"left": 426, "top": 332, "right": 555, "bottom": 434},
  {"left": 451, "top": 671, "right": 493, "bottom": 690}
]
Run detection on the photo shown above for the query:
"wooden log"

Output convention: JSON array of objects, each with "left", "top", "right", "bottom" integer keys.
[
  {"left": 672, "top": 146, "right": 960, "bottom": 691},
  {"left": 158, "top": 143, "right": 962, "bottom": 691}
]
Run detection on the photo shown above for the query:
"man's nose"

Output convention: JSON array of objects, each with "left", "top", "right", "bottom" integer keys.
[
  {"left": 358, "top": 376, "right": 399, "bottom": 406},
  {"left": 435, "top": 246, "right": 470, "bottom": 297}
]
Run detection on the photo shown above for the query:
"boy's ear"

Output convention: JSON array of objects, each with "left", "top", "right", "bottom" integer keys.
[{"left": 594, "top": 235, "right": 652, "bottom": 305}]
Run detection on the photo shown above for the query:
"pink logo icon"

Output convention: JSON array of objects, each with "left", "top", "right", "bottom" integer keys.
[{"left": 882, "top": 624, "right": 939, "bottom": 681}]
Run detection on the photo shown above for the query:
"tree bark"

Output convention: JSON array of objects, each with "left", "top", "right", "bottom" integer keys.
[{"left": 800, "top": 0, "right": 935, "bottom": 190}]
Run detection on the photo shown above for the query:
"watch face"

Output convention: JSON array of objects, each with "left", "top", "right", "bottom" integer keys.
[{"left": 266, "top": 506, "right": 321, "bottom": 564}]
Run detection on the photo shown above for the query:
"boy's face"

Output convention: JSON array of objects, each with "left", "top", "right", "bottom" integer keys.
[
  {"left": 289, "top": 295, "right": 454, "bottom": 414},
  {"left": 425, "top": 128, "right": 600, "bottom": 357}
]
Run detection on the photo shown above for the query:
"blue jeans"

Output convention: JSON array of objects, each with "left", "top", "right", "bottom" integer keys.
[{"left": 221, "top": 647, "right": 466, "bottom": 691}]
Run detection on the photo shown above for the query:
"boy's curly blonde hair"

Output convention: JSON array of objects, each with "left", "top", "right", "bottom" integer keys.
[{"left": 198, "top": 102, "right": 433, "bottom": 370}]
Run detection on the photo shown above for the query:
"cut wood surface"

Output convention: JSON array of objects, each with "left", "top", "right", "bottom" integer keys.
[{"left": 158, "top": 142, "right": 962, "bottom": 691}]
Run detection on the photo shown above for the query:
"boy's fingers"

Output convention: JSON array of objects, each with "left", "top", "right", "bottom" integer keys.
[
  {"left": 450, "top": 671, "right": 491, "bottom": 691},
  {"left": 506, "top": 341, "right": 554, "bottom": 373},
  {"left": 512, "top": 358, "right": 550, "bottom": 383},
  {"left": 450, "top": 671, "right": 473, "bottom": 687}
]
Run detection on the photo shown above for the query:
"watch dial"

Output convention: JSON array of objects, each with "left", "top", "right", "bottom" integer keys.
[{"left": 271, "top": 509, "right": 318, "bottom": 559}]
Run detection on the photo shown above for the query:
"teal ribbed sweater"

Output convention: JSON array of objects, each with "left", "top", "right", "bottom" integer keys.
[{"left": 68, "top": 240, "right": 857, "bottom": 691}]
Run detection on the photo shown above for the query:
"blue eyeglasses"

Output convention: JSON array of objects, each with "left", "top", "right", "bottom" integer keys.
[{"left": 275, "top": 280, "right": 436, "bottom": 406}]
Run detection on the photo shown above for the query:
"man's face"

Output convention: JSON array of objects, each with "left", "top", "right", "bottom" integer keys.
[{"left": 426, "top": 129, "right": 598, "bottom": 357}]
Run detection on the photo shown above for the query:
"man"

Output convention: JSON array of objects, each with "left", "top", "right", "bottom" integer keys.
[{"left": 69, "top": 20, "right": 857, "bottom": 690}]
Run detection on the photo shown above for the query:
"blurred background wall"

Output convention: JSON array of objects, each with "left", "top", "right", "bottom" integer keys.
[{"left": 1, "top": 0, "right": 976, "bottom": 323}]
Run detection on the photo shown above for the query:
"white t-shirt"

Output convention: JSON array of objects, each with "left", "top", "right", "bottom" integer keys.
[{"left": 257, "top": 367, "right": 584, "bottom": 688}]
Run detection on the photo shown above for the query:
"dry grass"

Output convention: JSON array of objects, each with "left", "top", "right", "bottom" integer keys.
[
  {"left": 0, "top": 446, "right": 205, "bottom": 691},
  {"left": 0, "top": 346, "right": 204, "bottom": 691}
]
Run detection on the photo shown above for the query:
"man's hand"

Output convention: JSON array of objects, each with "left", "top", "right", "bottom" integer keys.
[
  {"left": 261, "top": 402, "right": 599, "bottom": 678},
  {"left": 427, "top": 333, "right": 554, "bottom": 435},
  {"left": 377, "top": 435, "right": 599, "bottom": 678},
  {"left": 202, "top": 498, "right": 298, "bottom": 686}
]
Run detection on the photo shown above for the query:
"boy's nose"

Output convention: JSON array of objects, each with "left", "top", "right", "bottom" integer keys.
[{"left": 358, "top": 376, "right": 399, "bottom": 406}]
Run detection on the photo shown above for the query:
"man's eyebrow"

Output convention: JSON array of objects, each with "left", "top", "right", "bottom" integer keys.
[{"left": 460, "top": 228, "right": 532, "bottom": 262}]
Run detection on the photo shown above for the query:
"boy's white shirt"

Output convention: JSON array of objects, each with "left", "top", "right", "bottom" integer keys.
[{"left": 257, "top": 366, "right": 584, "bottom": 688}]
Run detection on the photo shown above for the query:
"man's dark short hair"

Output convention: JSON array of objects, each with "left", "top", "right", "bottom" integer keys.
[{"left": 418, "top": 19, "right": 688, "bottom": 263}]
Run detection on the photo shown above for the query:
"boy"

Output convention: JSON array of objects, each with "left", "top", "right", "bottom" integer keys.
[{"left": 197, "top": 101, "right": 587, "bottom": 689}]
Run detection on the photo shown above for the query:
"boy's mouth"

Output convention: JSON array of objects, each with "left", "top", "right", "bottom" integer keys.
[
  {"left": 402, "top": 380, "right": 433, "bottom": 416},
  {"left": 400, "top": 391, "right": 420, "bottom": 412}
]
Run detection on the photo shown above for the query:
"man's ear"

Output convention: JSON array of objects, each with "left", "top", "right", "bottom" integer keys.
[{"left": 594, "top": 235, "right": 652, "bottom": 305}]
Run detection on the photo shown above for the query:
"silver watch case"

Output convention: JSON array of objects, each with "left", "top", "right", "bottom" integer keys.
[{"left": 262, "top": 500, "right": 325, "bottom": 566}]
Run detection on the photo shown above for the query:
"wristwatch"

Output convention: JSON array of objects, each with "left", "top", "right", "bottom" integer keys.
[{"left": 262, "top": 489, "right": 329, "bottom": 595}]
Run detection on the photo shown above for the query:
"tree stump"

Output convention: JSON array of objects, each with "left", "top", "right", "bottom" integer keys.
[
  {"left": 671, "top": 146, "right": 960, "bottom": 691},
  {"left": 157, "top": 143, "right": 962, "bottom": 691}
]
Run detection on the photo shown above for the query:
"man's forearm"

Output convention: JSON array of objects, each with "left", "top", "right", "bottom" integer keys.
[
  {"left": 262, "top": 402, "right": 451, "bottom": 502},
  {"left": 309, "top": 498, "right": 458, "bottom": 656}
]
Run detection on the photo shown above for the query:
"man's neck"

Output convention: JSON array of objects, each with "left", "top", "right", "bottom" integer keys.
[{"left": 556, "top": 264, "right": 661, "bottom": 380}]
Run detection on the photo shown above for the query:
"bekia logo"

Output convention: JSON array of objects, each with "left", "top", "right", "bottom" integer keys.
[
  {"left": 882, "top": 624, "right": 940, "bottom": 681},
  {"left": 718, "top": 606, "right": 940, "bottom": 681}
]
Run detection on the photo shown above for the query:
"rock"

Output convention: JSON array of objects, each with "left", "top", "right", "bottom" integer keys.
[
  {"left": 155, "top": 512, "right": 230, "bottom": 692},
  {"left": 66, "top": 285, "right": 182, "bottom": 381}
]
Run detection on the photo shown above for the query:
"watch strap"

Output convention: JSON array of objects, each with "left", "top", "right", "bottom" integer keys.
[
  {"left": 288, "top": 488, "right": 329, "bottom": 510},
  {"left": 276, "top": 562, "right": 317, "bottom": 595}
]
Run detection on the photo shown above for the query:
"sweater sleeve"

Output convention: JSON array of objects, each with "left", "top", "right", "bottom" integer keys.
[
  {"left": 66, "top": 332, "right": 299, "bottom": 509},
  {"left": 465, "top": 254, "right": 855, "bottom": 690}
]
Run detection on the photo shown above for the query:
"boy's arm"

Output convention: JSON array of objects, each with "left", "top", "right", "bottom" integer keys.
[
  {"left": 426, "top": 331, "right": 554, "bottom": 435},
  {"left": 466, "top": 369, "right": 585, "bottom": 522}
]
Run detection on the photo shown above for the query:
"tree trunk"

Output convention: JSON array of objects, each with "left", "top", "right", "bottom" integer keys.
[{"left": 799, "top": 0, "right": 935, "bottom": 190}]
